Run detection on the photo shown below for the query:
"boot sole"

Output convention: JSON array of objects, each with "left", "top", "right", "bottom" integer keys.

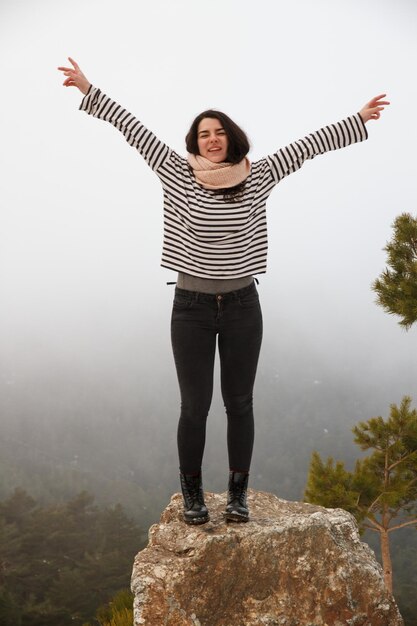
[
  {"left": 184, "top": 515, "right": 210, "bottom": 525},
  {"left": 223, "top": 511, "right": 249, "bottom": 523}
]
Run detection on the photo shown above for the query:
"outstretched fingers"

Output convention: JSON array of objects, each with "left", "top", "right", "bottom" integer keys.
[
  {"left": 57, "top": 58, "right": 80, "bottom": 74},
  {"left": 57, "top": 57, "right": 90, "bottom": 94},
  {"left": 369, "top": 94, "right": 390, "bottom": 107},
  {"left": 359, "top": 94, "right": 390, "bottom": 122},
  {"left": 68, "top": 56, "right": 80, "bottom": 69}
]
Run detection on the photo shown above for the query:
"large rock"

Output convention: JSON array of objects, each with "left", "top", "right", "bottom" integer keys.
[{"left": 131, "top": 490, "right": 403, "bottom": 626}]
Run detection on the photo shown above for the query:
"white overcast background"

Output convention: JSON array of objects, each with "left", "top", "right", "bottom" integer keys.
[{"left": 1, "top": 0, "right": 417, "bottom": 417}]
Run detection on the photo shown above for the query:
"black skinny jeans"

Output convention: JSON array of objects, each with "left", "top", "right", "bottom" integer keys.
[{"left": 171, "top": 281, "right": 263, "bottom": 475}]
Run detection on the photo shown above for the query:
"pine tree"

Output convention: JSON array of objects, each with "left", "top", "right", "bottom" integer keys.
[
  {"left": 83, "top": 589, "right": 133, "bottom": 626},
  {"left": 305, "top": 396, "right": 417, "bottom": 593},
  {"left": 373, "top": 212, "right": 417, "bottom": 329}
]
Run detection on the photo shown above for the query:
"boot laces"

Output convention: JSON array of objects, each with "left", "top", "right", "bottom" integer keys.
[
  {"left": 229, "top": 475, "right": 248, "bottom": 505},
  {"left": 182, "top": 475, "right": 204, "bottom": 507},
  {"left": 189, "top": 482, "right": 203, "bottom": 504}
]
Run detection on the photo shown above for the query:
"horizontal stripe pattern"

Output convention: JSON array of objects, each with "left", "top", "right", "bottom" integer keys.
[
  {"left": 80, "top": 86, "right": 368, "bottom": 278},
  {"left": 266, "top": 114, "right": 367, "bottom": 184}
]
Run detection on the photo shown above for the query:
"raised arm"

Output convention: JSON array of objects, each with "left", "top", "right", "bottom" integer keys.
[
  {"left": 266, "top": 95, "right": 389, "bottom": 185},
  {"left": 57, "top": 57, "right": 172, "bottom": 172}
]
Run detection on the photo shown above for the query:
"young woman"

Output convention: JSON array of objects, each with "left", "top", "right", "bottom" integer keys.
[{"left": 58, "top": 57, "right": 389, "bottom": 525}]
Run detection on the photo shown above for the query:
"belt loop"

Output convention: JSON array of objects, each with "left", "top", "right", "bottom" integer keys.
[{"left": 254, "top": 277, "right": 259, "bottom": 285}]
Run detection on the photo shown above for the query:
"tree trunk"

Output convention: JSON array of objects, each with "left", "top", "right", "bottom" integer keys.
[{"left": 379, "top": 529, "right": 393, "bottom": 593}]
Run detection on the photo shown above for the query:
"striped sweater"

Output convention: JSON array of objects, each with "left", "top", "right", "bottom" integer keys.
[{"left": 80, "top": 86, "right": 368, "bottom": 279}]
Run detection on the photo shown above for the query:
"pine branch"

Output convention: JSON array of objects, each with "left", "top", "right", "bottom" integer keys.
[
  {"left": 366, "top": 492, "right": 384, "bottom": 514},
  {"left": 388, "top": 450, "right": 417, "bottom": 472},
  {"left": 365, "top": 515, "right": 384, "bottom": 531},
  {"left": 389, "top": 505, "right": 403, "bottom": 520},
  {"left": 363, "top": 524, "right": 380, "bottom": 533},
  {"left": 387, "top": 518, "right": 417, "bottom": 532}
]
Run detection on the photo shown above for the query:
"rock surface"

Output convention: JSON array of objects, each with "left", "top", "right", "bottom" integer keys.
[{"left": 131, "top": 490, "right": 403, "bottom": 626}]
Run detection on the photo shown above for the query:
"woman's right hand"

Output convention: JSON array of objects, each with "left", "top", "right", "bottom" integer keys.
[{"left": 57, "top": 57, "right": 91, "bottom": 95}]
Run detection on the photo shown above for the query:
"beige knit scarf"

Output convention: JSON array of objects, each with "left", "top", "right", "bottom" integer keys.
[{"left": 187, "top": 154, "right": 251, "bottom": 190}]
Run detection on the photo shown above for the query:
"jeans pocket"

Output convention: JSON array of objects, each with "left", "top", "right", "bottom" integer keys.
[
  {"left": 238, "top": 292, "right": 260, "bottom": 309},
  {"left": 173, "top": 295, "right": 193, "bottom": 310}
]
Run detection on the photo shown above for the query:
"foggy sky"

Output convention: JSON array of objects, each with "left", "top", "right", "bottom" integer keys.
[{"left": 1, "top": 0, "right": 417, "bottom": 416}]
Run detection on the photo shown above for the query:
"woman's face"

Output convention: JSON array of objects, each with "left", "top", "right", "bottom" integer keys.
[{"left": 197, "top": 118, "right": 229, "bottom": 163}]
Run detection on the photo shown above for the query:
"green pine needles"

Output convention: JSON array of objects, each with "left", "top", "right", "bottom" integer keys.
[
  {"left": 305, "top": 396, "right": 417, "bottom": 593},
  {"left": 86, "top": 589, "right": 134, "bottom": 626},
  {"left": 373, "top": 212, "right": 417, "bottom": 329}
]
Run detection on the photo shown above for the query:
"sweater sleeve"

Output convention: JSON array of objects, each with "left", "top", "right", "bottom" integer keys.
[
  {"left": 265, "top": 113, "right": 368, "bottom": 185},
  {"left": 79, "top": 85, "right": 171, "bottom": 172}
]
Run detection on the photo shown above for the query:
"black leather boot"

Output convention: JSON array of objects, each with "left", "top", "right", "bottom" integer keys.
[
  {"left": 224, "top": 471, "right": 249, "bottom": 522},
  {"left": 179, "top": 472, "right": 210, "bottom": 525}
]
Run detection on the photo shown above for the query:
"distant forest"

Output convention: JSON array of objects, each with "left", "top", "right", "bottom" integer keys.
[{"left": 0, "top": 489, "right": 144, "bottom": 625}]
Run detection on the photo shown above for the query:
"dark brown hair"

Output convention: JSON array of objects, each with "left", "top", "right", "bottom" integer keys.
[{"left": 185, "top": 109, "right": 250, "bottom": 163}]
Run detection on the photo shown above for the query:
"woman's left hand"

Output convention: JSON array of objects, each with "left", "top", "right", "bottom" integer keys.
[
  {"left": 57, "top": 57, "right": 91, "bottom": 95},
  {"left": 359, "top": 94, "right": 390, "bottom": 123}
]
